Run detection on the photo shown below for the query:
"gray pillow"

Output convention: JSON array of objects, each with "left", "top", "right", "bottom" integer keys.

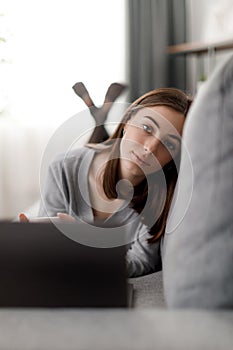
[{"left": 162, "top": 54, "right": 233, "bottom": 308}]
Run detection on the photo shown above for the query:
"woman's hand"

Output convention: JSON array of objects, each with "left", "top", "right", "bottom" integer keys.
[
  {"left": 19, "top": 213, "right": 29, "bottom": 222},
  {"left": 56, "top": 213, "right": 76, "bottom": 222},
  {"left": 18, "top": 212, "right": 76, "bottom": 222}
]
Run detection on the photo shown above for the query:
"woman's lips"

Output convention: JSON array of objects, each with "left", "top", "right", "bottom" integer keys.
[{"left": 131, "top": 151, "right": 150, "bottom": 166}]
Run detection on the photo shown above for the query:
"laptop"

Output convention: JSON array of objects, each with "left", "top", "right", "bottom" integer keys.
[{"left": 0, "top": 221, "right": 134, "bottom": 307}]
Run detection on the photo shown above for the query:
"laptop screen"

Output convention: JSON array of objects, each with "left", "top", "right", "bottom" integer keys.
[{"left": 0, "top": 221, "right": 129, "bottom": 307}]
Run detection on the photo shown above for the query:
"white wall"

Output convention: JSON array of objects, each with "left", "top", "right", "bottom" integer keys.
[
  {"left": 188, "top": 0, "right": 233, "bottom": 42},
  {"left": 186, "top": 0, "right": 233, "bottom": 93}
]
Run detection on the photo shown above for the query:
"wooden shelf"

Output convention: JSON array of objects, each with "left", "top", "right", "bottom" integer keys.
[{"left": 167, "top": 39, "right": 233, "bottom": 55}]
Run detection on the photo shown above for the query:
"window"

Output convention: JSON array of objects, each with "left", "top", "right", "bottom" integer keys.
[{"left": 1, "top": 0, "right": 126, "bottom": 126}]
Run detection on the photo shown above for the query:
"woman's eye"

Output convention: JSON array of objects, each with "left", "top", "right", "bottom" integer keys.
[
  {"left": 142, "top": 124, "right": 152, "bottom": 134},
  {"left": 164, "top": 140, "right": 176, "bottom": 151}
]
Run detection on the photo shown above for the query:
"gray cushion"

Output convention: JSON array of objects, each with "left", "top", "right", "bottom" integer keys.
[{"left": 162, "top": 54, "right": 233, "bottom": 308}]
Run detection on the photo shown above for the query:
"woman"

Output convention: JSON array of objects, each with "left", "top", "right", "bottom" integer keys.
[{"left": 20, "top": 88, "right": 192, "bottom": 277}]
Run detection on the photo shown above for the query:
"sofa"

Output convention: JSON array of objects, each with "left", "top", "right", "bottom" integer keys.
[
  {"left": 0, "top": 271, "right": 232, "bottom": 350},
  {"left": 1, "top": 54, "right": 233, "bottom": 349}
]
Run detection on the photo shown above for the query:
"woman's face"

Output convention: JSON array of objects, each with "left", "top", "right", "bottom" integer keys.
[{"left": 119, "top": 105, "right": 185, "bottom": 184}]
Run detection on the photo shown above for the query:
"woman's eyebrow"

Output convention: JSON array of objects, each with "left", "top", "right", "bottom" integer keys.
[
  {"left": 143, "top": 116, "right": 160, "bottom": 129},
  {"left": 168, "top": 134, "right": 181, "bottom": 143}
]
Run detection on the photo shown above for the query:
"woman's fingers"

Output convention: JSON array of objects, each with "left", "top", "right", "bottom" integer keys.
[
  {"left": 56, "top": 213, "right": 76, "bottom": 222},
  {"left": 19, "top": 213, "right": 29, "bottom": 222},
  {"left": 18, "top": 212, "right": 76, "bottom": 223}
]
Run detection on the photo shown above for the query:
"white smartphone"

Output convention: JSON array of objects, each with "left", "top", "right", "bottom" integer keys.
[{"left": 29, "top": 217, "right": 61, "bottom": 223}]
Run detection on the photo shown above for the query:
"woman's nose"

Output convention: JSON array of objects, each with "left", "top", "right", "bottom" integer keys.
[{"left": 144, "top": 136, "right": 161, "bottom": 153}]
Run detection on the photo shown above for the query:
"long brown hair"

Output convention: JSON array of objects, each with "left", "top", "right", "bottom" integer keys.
[{"left": 91, "top": 88, "right": 192, "bottom": 243}]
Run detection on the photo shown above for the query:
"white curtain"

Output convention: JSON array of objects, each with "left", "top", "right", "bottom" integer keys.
[
  {"left": 0, "top": 0, "right": 126, "bottom": 219},
  {"left": 0, "top": 120, "right": 54, "bottom": 219},
  {"left": 1, "top": 0, "right": 126, "bottom": 126}
]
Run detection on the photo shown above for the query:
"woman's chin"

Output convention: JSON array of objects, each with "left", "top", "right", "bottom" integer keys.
[{"left": 120, "top": 158, "right": 146, "bottom": 179}]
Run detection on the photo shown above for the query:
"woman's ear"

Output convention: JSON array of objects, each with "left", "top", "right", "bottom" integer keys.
[
  {"left": 122, "top": 123, "right": 129, "bottom": 136},
  {"left": 124, "top": 122, "right": 129, "bottom": 131}
]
